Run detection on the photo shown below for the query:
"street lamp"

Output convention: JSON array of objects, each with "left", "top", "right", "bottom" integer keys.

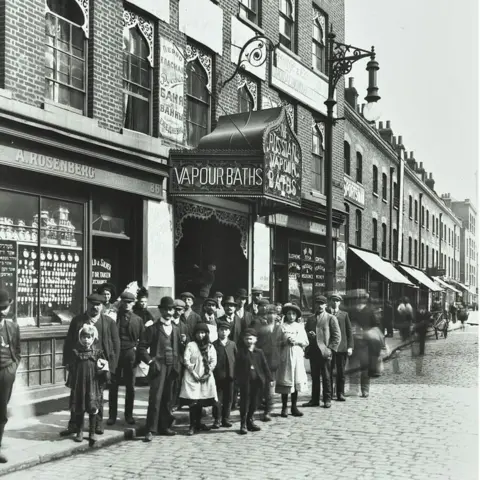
[{"left": 324, "top": 31, "right": 380, "bottom": 295}]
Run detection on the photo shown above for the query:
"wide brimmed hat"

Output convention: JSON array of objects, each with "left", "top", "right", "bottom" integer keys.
[
  {"left": 86, "top": 293, "right": 105, "bottom": 305},
  {"left": 235, "top": 288, "right": 248, "bottom": 299},
  {"left": 180, "top": 292, "right": 195, "bottom": 300},
  {"left": 282, "top": 303, "right": 301, "bottom": 317},
  {"left": 203, "top": 298, "right": 217, "bottom": 306},
  {"left": 158, "top": 296, "right": 175, "bottom": 309},
  {"left": 0, "top": 289, "right": 12, "bottom": 309},
  {"left": 223, "top": 296, "right": 238, "bottom": 306},
  {"left": 193, "top": 323, "right": 210, "bottom": 335}
]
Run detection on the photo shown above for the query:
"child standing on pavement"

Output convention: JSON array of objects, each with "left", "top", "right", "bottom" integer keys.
[{"left": 69, "top": 324, "right": 109, "bottom": 447}]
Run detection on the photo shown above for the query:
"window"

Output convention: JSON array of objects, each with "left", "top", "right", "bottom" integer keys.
[
  {"left": 408, "top": 195, "right": 413, "bottom": 218},
  {"left": 373, "top": 166, "right": 378, "bottom": 194},
  {"left": 414, "top": 199, "right": 418, "bottom": 222},
  {"left": 436, "top": 250, "right": 439, "bottom": 267},
  {"left": 382, "top": 173, "right": 387, "bottom": 200},
  {"left": 123, "top": 24, "right": 153, "bottom": 135},
  {"left": 408, "top": 237, "right": 412, "bottom": 264},
  {"left": 426, "top": 245, "right": 429, "bottom": 268},
  {"left": 312, "top": 9, "right": 326, "bottom": 73},
  {"left": 186, "top": 57, "right": 211, "bottom": 147},
  {"left": 436, "top": 218, "right": 439, "bottom": 237},
  {"left": 372, "top": 218, "right": 378, "bottom": 251},
  {"left": 45, "top": 0, "right": 87, "bottom": 112},
  {"left": 414, "top": 239, "right": 418, "bottom": 266},
  {"left": 393, "top": 181, "right": 399, "bottom": 207},
  {"left": 239, "top": 0, "right": 259, "bottom": 25},
  {"left": 237, "top": 85, "right": 254, "bottom": 113},
  {"left": 381, "top": 223, "right": 387, "bottom": 257},
  {"left": 401, "top": 233, "right": 405, "bottom": 262},
  {"left": 344, "top": 203, "right": 350, "bottom": 244},
  {"left": 355, "top": 210, "right": 362, "bottom": 247},
  {"left": 421, "top": 243, "right": 425, "bottom": 268},
  {"left": 393, "top": 228, "right": 398, "bottom": 259},
  {"left": 279, "top": 0, "right": 295, "bottom": 51},
  {"left": 344, "top": 141, "right": 351, "bottom": 175},
  {"left": 356, "top": 152, "right": 363, "bottom": 183},
  {"left": 312, "top": 125, "right": 324, "bottom": 193},
  {"left": 421, "top": 206, "right": 425, "bottom": 226}
]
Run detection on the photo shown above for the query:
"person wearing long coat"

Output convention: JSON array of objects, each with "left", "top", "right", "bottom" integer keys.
[
  {"left": 180, "top": 323, "right": 218, "bottom": 435},
  {"left": 275, "top": 303, "right": 309, "bottom": 418}
]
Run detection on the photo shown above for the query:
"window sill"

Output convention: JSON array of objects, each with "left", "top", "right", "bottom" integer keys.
[
  {"left": 277, "top": 43, "right": 302, "bottom": 63},
  {"left": 372, "top": 192, "right": 379, "bottom": 198},
  {"left": 43, "top": 99, "right": 84, "bottom": 116},
  {"left": 236, "top": 13, "right": 265, "bottom": 35},
  {"left": 310, "top": 189, "right": 326, "bottom": 200},
  {"left": 122, "top": 128, "right": 152, "bottom": 140},
  {"left": 311, "top": 66, "right": 328, "bottom": 82},
  {"left": 0, "top": 88, "right": 12, "bottom": 100},
  {"left": 382, "top": 198, "right": 388, "bottom": 204}
]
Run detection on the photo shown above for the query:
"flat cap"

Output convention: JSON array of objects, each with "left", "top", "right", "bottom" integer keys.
[
  {"left": 180, "top": 292, "right": 195, "bottom": 299},
  {"left": 329, "top": 293, "right": 343, "bottom": 302},
  {"left": 243, "top": 328, "right": 257, "bottom": 337},
  {"left": 87, "top": 293, "right": 106, "bottom": 305},
  {"left": 203, "top": 298, "right": 217, "bottom": 306},
  {"left": 173, "top": 299, "right": 186, "bottom": 309},
  {"left": 217, "top": 320, "right": 232, "bottom": 330},
  {"left": 315, "top": 295, "right": 328, "bottom": 304},
  {"left": 251, "top": 286, "right": 263, "bottom": 294},
  {"left": 258, "top": 298, "right": 270, "bottom": 307},
  {"left": 120, "top": 291, "right": 136, "bottom": 302},
  {"left": 214, "top": 291, "right": 224, "bottom": 297}
]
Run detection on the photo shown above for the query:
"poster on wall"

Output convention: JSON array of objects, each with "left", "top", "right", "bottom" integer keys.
[
  {"left": 92, "top": 257, "right": 112, "bottom": 291},
  {"left": 159, "top": 37, "right": 185, "bottom": 145},
  {"left": 253, "top": 222, "right": 270, "bottom": 293},
  {"left": 335, "top": 241, "right": 346, "bottom": 294},
  {"left": 0, "top": 241, "right": 17, "bottom": 315}
]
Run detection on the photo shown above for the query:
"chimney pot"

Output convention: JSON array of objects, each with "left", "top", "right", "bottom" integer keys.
[
  {"left": 410, "top": 151, "right": 414, "bottom": 159},
  {"left": 386, "top": 121, "right": 391, "bottom": 128},
  {"left": 348, "top": 77, "right": 354, "bottom": 88},
  {"left": 398, "top": 135, "right": 403, "bottom": 145},
  {"left": 429, "top": 172, "right": 433, "bottom": 179},
  {"left": 379, "top": 121, "right": 384, "bottom": 129},
  {"left": 419, "top": 162, "right": 424, "bottom": 169}
]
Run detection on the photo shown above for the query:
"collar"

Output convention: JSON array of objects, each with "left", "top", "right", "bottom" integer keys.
[
  {"left": 160, "top": 317, "right": 172, "bottom": 326},
  {"left": 172, "top": 318, "right": 180, "bottom": 325}
]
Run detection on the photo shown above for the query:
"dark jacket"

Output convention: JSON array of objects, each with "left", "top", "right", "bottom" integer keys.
[
  {"left": 133, "top": 305, "right": 156, "bottom": 326},
  {"left": 216, "top": 314, "right": 244, "bottom": 344},
  {"left": 329, "top": 309, "right": 354, "bottom": 352},
  {"left": 63, "top": 313, "right": 120, "bottom": 371},
  {"left": 116, "top": 310, "right": 145, "bottom": 348},
  {"left": 213, "top": 339, "right": 237, "bottom": 381},
  {"left": 181, "top": 310, "right": 201, "bottom": 338},
  {"left": 3, "top": 319, "right": 21, "bottom": 364},
  {"left": 137, "top": 322, "right": 181, "bottom": 374},
  {"left": 234, "top": 347, "right": 272, "bottom": 386},
  {"left": 255, "top": 324, "right": 281, "bottom": 372}
]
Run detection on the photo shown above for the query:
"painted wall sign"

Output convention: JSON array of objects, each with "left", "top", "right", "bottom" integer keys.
[
  {"left": 159, "top": 37, "right": 185, "bottom": 144},
  {"left": 92, "top": 257, "right": 112, "bottom": 290},
  {"left": 0, "top": 146, "right": 164, "bottom": 200},
  {"left": 268, "top": 213, "right": 339, "bottom": 238},
  {"left": 344, "top": 175, "right": 365, "bottom": 208}
]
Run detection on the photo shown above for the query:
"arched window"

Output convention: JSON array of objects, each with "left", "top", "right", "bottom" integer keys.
[
  {"left": 312, "top": 125, "right": 324, "bottom": 193},
  {"left": 381, "top": 223, "right": 387, "bottom": 257},
  {"left": 372, "top": 166, "right": 378, "bottom": 194},
  {"left": 355, "top": 209, "right": 362, "bottom": 247},
  {"left": 279, "top": 0, "right": 294, "bottom": 51},
  {"left": 344, "top": 203, "right": 350, "bottom": 244},
  {"left": 123, "top": 25, "right": 152, "bottom": 134},
  {"left": 312, "top": 10, "right": 325, "bottom": 72},
  {"left": 356, "top": 152, "right": 363, "bottom": 183},
  {"left": 237, "top": 85, "right": 254, "bottom": 113},
  {"left": 45, "top": 0, "right": 87, "bottom": 112},
  {"left": 186, "top": 58, "right": 210, "bottom": 147},
  {"left": 372, "top": 218, "right": 378, "bottom": 251},
  {"left": 344, "top": 141, "right": 351, "bottom": 175}
]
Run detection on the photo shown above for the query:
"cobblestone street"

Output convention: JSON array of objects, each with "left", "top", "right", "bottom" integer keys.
[{"left": 5, "top": 327, "right": 478, "bottom": 480}]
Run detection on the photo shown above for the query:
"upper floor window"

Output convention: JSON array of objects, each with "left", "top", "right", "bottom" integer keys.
[
  {"left": 312, "top": 9, "right": 326, "bottom": 73},
  {"left": 421, "top": 243, "right": 425, "bottom": 268},
  {"left": 414, "top": 239, "right": 418, "bottom": 266},
  {"left": 393, "top": 228, "right": 398, "bottom": 259},
  {"left": 279, "top": 0, "right": 295, "bottom": 51},
  {"left": 45, "top": 0, "right": 87, "bottom": 112},
  {"left": 393, "top": 181, "right": 399, "bottom": 207},
  {"left": 421, "top": 206, "right": 425, "bottom": 226},
  {"left": 355, "top": 210, "right": 362, "bottom": 247},
  {"left": 372, "top": 166, "right": 378, "bottom": 194},
  {"left": 372, "top": 218, "right": 378, "bottom": 251},
  {"left": 408, "top": 237, "right": 412, "bottom": 264},
  {"left": 382, "top": 173, "right": 387, "bottom": 200},
  {"left": 123, "top": 17, "right": 154, "bottom": 135},
  {"left": 239, "top": 0, "right": 259, "bottom": 25},
  {"left": 436, "top": 218, "right": 439, "bottom": 237},
  {"left": 408, "top": 195, "right": 413, "bottom": 218},
  {"left": 381, "top": 222, "right": 387, "bottom": 257},
  {"left": 344, "top": 203, "right": 350, "bottom": 244},
  {"left": 431, "top": 213, "right": 435, "bottom": 233},
  {"left": 312, "top": 125, "right": 324, "bottom": 193},
  {"left": 344, "top": 141, "right": 351, "bottom": 175},
  {"left": 425, "top": 245, "right": 429, "bottom": 268},
  {"left": 356, "top": 152, "right": 363, "bottom": 183},
  {"left": 414, "top": 199, "right": 418, "bottom": 222}
]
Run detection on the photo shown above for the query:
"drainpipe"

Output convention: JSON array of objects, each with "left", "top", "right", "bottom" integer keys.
[
  {"left": 439, "top": 212, "right": 443, "bottom": 271},
  {"left": 419, "top": 193, "right": 423, "bottom": 268},
  {"left": 388, "top": 167, "right": 395, "bottom": 260},
  {"left": 397, "top": 154, "right": 405, "bottom": 262},
  {"left": 453, "top": 224, "right": 457, "bottom": 281}
]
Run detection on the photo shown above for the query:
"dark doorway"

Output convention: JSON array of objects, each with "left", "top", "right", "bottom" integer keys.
[{"left": 175, "top": 216, "right": 248, "bottom": 299}]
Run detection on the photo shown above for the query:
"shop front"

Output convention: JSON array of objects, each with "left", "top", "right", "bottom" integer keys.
[
  {"left": 397, "top": 264, "right": 443, "bottom": 310},
  {"left": 432, "top": 276, "right": 460, "bottom": 311},
  {"left": 0, "top": 139, "right": 167, "bottom": 388}
]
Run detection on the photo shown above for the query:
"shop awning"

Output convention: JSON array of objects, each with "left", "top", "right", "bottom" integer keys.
[
  {"left": 433, "top": 277, "right": 460, "bottom": 293},
  {"left": 349, "top": 247, "right": 413, "bottom": 285},
  {"left": 446, "top": 279, "right": 470, "bottom": 291},
  {"left": 398, "top": 265, "right": 443, "bottom": 292}
]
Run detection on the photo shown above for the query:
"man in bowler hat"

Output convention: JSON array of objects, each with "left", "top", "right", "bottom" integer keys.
[
  {"left": 0, "top": 290, "right": 20, "bottom": 463},
  {"left": 216, "top": 296, "right": 244, "bottom": 344},
  {"left": 61, "top": 292, "right": 120, "bottom": 436},
  {"left": 303, "top": 295, "right": 341, "bottom": 408},
  {"left": 138, "top": 296, "right": 181, "bottom": 440}
]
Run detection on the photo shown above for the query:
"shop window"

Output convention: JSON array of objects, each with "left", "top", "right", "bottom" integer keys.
[
  {"left": 344, "top": 141, "right": 351, "bottom": 175},
  {"left": 372, "top": 166, "right": 378, "bottom": 194},
  {"left": 123, "top": 19, "right": 153, "bottom": 135},
  {"left": 356, "top": 152, "right": 363, "bottom": 183},
  {"left": 312, "top": 124, "right": 324, "bottom": 193},
  {"left": 279, "top": 0, "right": 295, "bottom": 51},
  {"left": 355, "top": 209, "right": 362, "bottom": 247},
  {"left": 381, "top": 222, "right": 387, "bottom": 257},
  {"left": 45, "top": 0, "right": 87, "bottom": 112},
  {"left": 0, "top": 189, "right": 84, "bottom": 328},
  {"left": 312, "top": 8, "right": 326, "bottom": 73},
  {"left": 239, "top": 0, "right": 259, "bottom": 25},
  {"left": 372, "top": 218, "right": 378, "bottom": 251},
  {"left": 408, "top": 237, "right": 412, "bottom": 264},
  {"left": 382, "top": 173, "right": 387, "bottom": 200},
  {"left": 408, "top": 195, "right": 413, "bottom": 218}
]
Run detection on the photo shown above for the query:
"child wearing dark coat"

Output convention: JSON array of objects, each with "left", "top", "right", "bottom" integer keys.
[
  {"left": 69, "top": 324, "right": 109, "bottom": 447},
  {"left": 235, "top": 328, "right": 272, "bottom": 435}
]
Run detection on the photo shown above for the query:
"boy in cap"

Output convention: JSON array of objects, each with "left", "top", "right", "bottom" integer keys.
[
  {"left": 235, "top": 329, "right": 272, "bottom": 434},
  {"left": 108, "top": 291, "right": 144, "bottom": 426},
  {"left": 201, "top": 298, "right": 218, "bottom": 342},
  {"left": 211, "top": 321, "right": 237, "bottom": 428},
  {"left": 180, "top": 292, "right": 201, "bottom": 338},
  {"left": 0, "top": 290, "right": 20, "bottom": 463}
]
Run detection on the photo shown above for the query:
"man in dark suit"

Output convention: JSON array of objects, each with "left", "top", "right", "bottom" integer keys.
[
  {"left": 0, "top": 289, "right": 21, "bottom": 464},
  {"left": 61, "top": 292, "right": 120, "bottom": 436},
  {"left": 180, "top": 292, "right": 201, "bottom": 338},
  {"left": 235, "top": 288, "right": 253, "bottom": 329},
  {"left": 138, "top": 296, "right": 181, "bottom": 441},
  {"left": 245, "top": 286, "right": 263, "bottom": 315},
  {"left": 303, "top": 295, "right": 341, "bottom": 409},
  {"left": 108, "top": 291, "right": 144, "bottom": 426},
  {"left": 171, "top": 299, "right": 190, "bottom": 410},
  {"left": 216, "top": 296, "right": 244, "bottom": 344},
  {"left": 328, "top": 294, "right": 353, "bottom": 401}
]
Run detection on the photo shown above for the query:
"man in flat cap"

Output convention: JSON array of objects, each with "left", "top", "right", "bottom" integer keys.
[
  {"left": 180, "top": 292, "right": 201, "bottom": 338},
  {"left": 201, "top": 298, "right": 219, "bottom": 342},
  {"left": 245, "top": 287, "right": 263, "bottom": 315},
  {"left": 61, "top": 292, "right": 120, "bottom": 437},
  {"left": 171, "top": 299, "right": 190, "bottom": 410},
  {"left": 250, "top": 298, "right": 270, "bottom": 332},
  {"left": 328, "top": 294, "right": 353, "bottom": 401},
  {"left": 0, "top": 289, "right": 20, "bottom": 463},
  {"left": 216, "top": 296, "right": 244, "bottom": 345},
  {"left": 108, "top": 291, "right": 144, "bottom": 426},
  {"left": 303, "top": 294, "right": 341, "bottom": 408}
]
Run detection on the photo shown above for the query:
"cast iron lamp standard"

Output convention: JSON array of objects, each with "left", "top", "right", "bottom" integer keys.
[{"left": 324, "top": 31, "right": 381, "bottom": 294}]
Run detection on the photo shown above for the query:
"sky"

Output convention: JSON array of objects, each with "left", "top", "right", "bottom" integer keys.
[{"left": 345, "top": 0, "right": 479, "bottom": 208}]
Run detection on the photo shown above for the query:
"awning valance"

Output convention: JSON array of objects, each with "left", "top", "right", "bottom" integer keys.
[
  {"left": 398, "top": 265, "right": 443, "bottom": 292},
  {"left": 349, "top": 247, "right": 413, "bottom": 285},
  {"left": 446, "top": 279, "right": 470, "bottom": 291},
  {"left": 433, "top": 277, "right": 460, "bottom": 293}
]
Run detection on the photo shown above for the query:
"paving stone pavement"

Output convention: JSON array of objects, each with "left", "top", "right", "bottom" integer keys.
[{"left": 4, "top": 327, "right": 478, "bottom": 480}]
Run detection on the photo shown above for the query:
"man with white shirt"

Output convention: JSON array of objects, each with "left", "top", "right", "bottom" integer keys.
[
  {"left": 138, "top": 296, "right": 181, "bottom": 441},
  {"left": 216, "top": 296, "right": 244, "bottom": 344},
  {"left": 201, "top": 298, "right": 218, "bottom": 342}
]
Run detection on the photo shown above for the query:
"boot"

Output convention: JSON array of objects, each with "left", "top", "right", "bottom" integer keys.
[
  {"left": 0, "top": 427, "right": 6, "bottom": 463},
  {"left": 247, "top": 418, "right": 261, "bottom": 432},
  {"left": 74, "top": 429, "right": 83, "bottom": 442},
  {"left": 290, "top": 391, "right": 303, "bottom": 417},
  {"left": 281, "top": 394, "right": 288, "bottom": 418},
  {"left": 88, "top": 414, "right": 97, "bottom": 447},
  {"left": 188, "top": 407, "right": 196, "bottom": 435},
  {"left": 239, "top": 418, "right": 248, "bottom": 435},
  {"left": 0, "top": 451, "right": 6, "bottom": 463},
  {"left": 195, "top": 406, "right": 210, "bottom": 432}
]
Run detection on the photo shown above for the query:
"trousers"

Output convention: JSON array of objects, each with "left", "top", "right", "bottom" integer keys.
[
  {"left": 109, "top": 348, "right": 136, "bottom": 419},
  {"left": 309, "top": 353, "right": 332, "bottom": 403},
  {"left": 0, "top": 363, "right": 17, "bottom": 446},
  {"left": 212, "top": 378, "right": 234, "bottom": 421},
  {"left": 239, "top": 379, "right": 262, "bottom": 421},
  {"left": 330, "top": 351, "right": 348, "bottom": 397}
]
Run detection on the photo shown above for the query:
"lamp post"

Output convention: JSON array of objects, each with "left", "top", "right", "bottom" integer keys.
[{"left": 324, "top": 31, "right": 381, "bottom": 294}]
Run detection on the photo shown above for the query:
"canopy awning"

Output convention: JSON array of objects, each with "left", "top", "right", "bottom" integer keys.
[
  {"left": 446, "top": 279, "right": 470, "bottom": 291},
  {"left": 433, "top": 277, "right": 460, "bottom": 293},
  {"left": 349, "top": 247, "right": 413, "bottom": 285},
  {"left": 398, "top": 265, "right": 443, "bottom": 292}
]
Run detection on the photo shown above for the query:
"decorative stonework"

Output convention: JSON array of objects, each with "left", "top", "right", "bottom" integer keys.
[
  {"left": 313, "top": 8, "right": 326, "bottom": 44},
  {"left": 280, "top": 100, "right": 294, "bottom": 129},
  {"left": 174, "top": 201, "right": 248, "bottom": 258},
  {"left": 185, "top": 43, "right": 212, "bottom": 92},
  {"left": 45, "top": 0, "right": 90, "bottom": 38},
  {"left": 123, "top": 9, "right": 154, "bottom": 67},
  {"left": 237, "top": 74, "right": 258, "bottom": 111}
]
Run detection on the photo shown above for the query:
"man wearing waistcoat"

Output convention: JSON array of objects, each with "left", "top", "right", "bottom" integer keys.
[
  {"left": 108, "top": 291, "right": 144, "bottom": 426},
  {"left": 303, "top": 295, "right": 341, "bottom": 408},
  {"left": 0, "top": 290, "right": 20, "bottom": 463},
  {"left": 138, "top": 296, "right": 181, "bottom": 441}
]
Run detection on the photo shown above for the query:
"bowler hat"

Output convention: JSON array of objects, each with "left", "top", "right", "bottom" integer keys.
[
  {"left": 315, "top": 295, "right": 327, "bottom": 304},
  {"left": 243, "top": 328, "right": 257, "bottom": 337},
  {"left": 214, "top": 291, "right": 223, "bottom": 298},
  {"left": 180, "top": 292, "right": 195, "bottom": 299},
  {"left": 203, "top": 298, "right": 217, "bottom": 306},
  {"left": 217, "top": 320, "right": 232, "bottom": 330},
  {"left": 158, "top": 296, "right": 175, "bottom": 309},
  {"left": 282, "top": 302, "right": 302, "bottom": 317},
  {"left": 193, "top": 323, "right": 210, "bottom": 335},
  {"left": 120, "top": 291, "right": 136, "bottom": 302},
  {"left": 251, "top": 286, "right": 263, "bottom": 294},
  {"left": 0, "top": 289, "right": 12, "bottom": 309},
  {"left": 87, "top": 293, "right": 105, "bottom": 305},
  {"left": 329, "top": 293, "right": 343, "bottom": 302},
  {"left": 173, "top": 299, "right": 186, "bottom": 309},
  {"left": 98, "top": 282, "right": 115, "bottom": 295},
  {"left": 235, "top": 288, "right": 248, "bottom": 299},
  {"left": 223, "top": 296, "right": 238, "bottom": 306}
]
